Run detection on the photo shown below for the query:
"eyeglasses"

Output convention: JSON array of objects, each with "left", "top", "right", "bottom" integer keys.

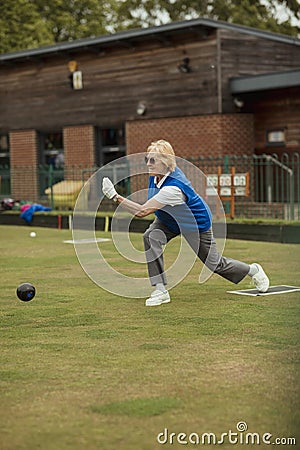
[{"left": 145, "top": 156, "right": 157, "bottom": 164}]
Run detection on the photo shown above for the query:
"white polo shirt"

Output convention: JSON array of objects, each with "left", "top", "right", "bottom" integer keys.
[{"left": 153, "top": 172, "right": 186, "bottom": 206}]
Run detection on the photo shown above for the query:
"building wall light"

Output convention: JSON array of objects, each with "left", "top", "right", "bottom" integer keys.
[
  {"left": 178, "top": 57, "right": 191, "bottom": 73},
  {"left": 137, "top": 102, "right": 147, "bottom": 115}
]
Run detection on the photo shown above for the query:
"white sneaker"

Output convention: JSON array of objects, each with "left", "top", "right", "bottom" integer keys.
[
  {"left": 252, "top": 264, "right": 269, "bottom": 293},
  {"left": 145, "top": 289, "right": 171, "bottom": 306}
]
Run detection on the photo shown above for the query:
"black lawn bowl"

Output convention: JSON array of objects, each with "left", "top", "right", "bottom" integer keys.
[{"left": 16, "top": 283, "right": 36, "bottom": 302}]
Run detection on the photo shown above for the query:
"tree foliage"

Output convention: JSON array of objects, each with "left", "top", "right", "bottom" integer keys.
[
  {"left": 0, "top": 0, "right": 53, "bottom": 54},
  {"left": 117, "top": 0, "right": 299, "bottom": 35},
  {"left": 0, "top": 0, "right": 118, "bottom": 53},
  {"left": 0, "top": 0, "right": 299, "bottom": 54}
]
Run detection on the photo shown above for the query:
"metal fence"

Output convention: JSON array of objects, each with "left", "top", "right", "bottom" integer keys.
[
  {"left": 0, "top": 153, "right": 299, "bottom": 220},
  {"left": 189, "top": 153, "right": 300, "bottom": 220}
]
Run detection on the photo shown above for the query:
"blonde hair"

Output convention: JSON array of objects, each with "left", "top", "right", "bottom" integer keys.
[{"left": 147, "top": 139, "right": 177, "bottom": 172}]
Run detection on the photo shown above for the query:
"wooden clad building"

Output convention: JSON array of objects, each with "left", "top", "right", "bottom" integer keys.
[{"left": 0, "top": 18, "right": 299, "bottom": 201}]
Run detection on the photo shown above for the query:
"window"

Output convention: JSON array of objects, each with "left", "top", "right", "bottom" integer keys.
[
  {"left": 0, "top": 134, "right": 10, "bottom": 166},
  {"left": 40, "top": 131, "right": 64, "bottom": 166},
  {"left": 96, "top": 126, "right": 126, "bottom": 166},
  {"left": 38, "top": 132, "right": 64, "bottom": 197},
  {"left": 266, "top": 129, "right": 286, "bottom": 146}
]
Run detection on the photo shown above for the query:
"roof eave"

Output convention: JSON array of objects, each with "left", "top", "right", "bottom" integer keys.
[
  {"left": 230, "top": 70, "right": 300, "bottom": 94},
  {"left": 0, "top": 17, "right": 299, "bottom": 64}
]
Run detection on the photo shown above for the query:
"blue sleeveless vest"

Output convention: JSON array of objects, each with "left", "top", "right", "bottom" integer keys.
[{"left": 148, "top": 166, "right": 212, "bottom": 234}]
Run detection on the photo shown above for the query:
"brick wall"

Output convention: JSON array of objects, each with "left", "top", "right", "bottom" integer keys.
[
  {"left": 9, "top": 125, "right": 96, "bottom": 202},
  {"left": 8, "top": 117, "right": 254, "bottom": 205},
  {"left": 63, "top": 125, "right": 95, "bottom": 168},
  {"left": 126, "top": 114, "right": 254, "bottom": 158},
  {"left": 220, "top": 115, "right": 254, "bottom": 154},
  {"left": 10, "top": 129, "right": 39, "bottom": 201}
]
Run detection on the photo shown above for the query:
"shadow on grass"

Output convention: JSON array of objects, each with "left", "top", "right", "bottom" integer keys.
[{"left": 90, "top": 396, "right": 181, "bottom": 417}]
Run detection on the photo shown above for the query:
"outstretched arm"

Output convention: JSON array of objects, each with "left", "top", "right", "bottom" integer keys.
[
  {"left": 102, "top": 177, "right": 164, "bottom": 218},
  {"left": 114, "top": 194, "right": 164, "bottom": 217}
]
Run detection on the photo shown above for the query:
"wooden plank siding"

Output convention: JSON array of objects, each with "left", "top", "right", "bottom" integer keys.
[
  {"left": 0, "top": 34, "right": 219, "bottom": 132},
  {"left": 1, "top": 26, "right": 299, "bottom": 132},
  {"left": 243, "top": 87, "right": 300, "bottom": 153},
  {"left": 1, "top": 22, "right": 299, "bottom": 161},
  {"left": 219, "top": 29, "right": 300, "bottom": 113}
]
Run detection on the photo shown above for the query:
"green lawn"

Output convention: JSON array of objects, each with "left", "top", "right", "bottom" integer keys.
[{"left": 0, "top": 225, "right": 299, "bottom": 450}]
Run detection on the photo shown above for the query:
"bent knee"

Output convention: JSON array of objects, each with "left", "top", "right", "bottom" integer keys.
[
  {"left": 143, "top": 228, "right": 151, "bottom": 243},
  {"left": 144, "top": 228, "right": 167, "bottom": 245}
]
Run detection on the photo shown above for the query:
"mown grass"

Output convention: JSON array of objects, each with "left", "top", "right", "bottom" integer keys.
[{"left": 0, "top": 225, "right": 299, "bottom": 450}]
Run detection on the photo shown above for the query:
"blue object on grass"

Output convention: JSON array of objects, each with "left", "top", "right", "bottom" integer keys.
[{"left": 20, "top": 204, "right": 52, "bottom": 224}]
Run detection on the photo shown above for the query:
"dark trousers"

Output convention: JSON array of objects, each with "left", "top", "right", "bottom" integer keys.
[{"left": 143, "top": 218, "right": 250, "bottom": 286}]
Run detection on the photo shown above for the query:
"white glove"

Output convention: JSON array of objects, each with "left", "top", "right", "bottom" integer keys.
[{"left": 102, "top": 177, "right": 117, "bottom": 199}]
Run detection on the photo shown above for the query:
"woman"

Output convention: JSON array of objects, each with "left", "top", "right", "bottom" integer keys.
[{"left": 102, "top": 139, "right": 269, "bottom": 306}]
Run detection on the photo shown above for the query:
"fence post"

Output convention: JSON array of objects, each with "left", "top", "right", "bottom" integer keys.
[
  {"left": 48, "top": 164, "right": 54, "bottom": 209},
  {"left": 266, "top": 156, "right": 272, "bottom": 204},
  {"left": 224, "top": 155, "right": 229, "bottom": 174},
  {"left": 295, "top": 153, "right": 300, "bottom": 220},
  {"left": 290, "top": 171, "right": 295, "bottom": 220},
  {"left": 223, "top": 155, "right": 230, "bottom": 215}
]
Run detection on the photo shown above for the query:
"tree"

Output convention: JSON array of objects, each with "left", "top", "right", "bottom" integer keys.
[
  {"left": 33, "top": 0, "right": 118, "bottom": 42},
  {"left": 0, "top": 0, "right": 298, "bottom": 54},
  {"left": 0, "top": 0, "right": 119, "bottom": 53},
  {"left": 116, "top": 0, "right": 299, "bottom": 36},
  {"left": 0, "top": 0, "right": 54, "bottom": 54}
]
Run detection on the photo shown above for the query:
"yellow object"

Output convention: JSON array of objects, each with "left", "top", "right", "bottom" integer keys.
[
  {"left": 104, "top": 215, "right": 109, "bottom": 232},
  {"left": 45, "top": 180, "right": 89, "bottom": 210},
  {"left": 68, "top": 60, "right": 78, "bottom": 72}
]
